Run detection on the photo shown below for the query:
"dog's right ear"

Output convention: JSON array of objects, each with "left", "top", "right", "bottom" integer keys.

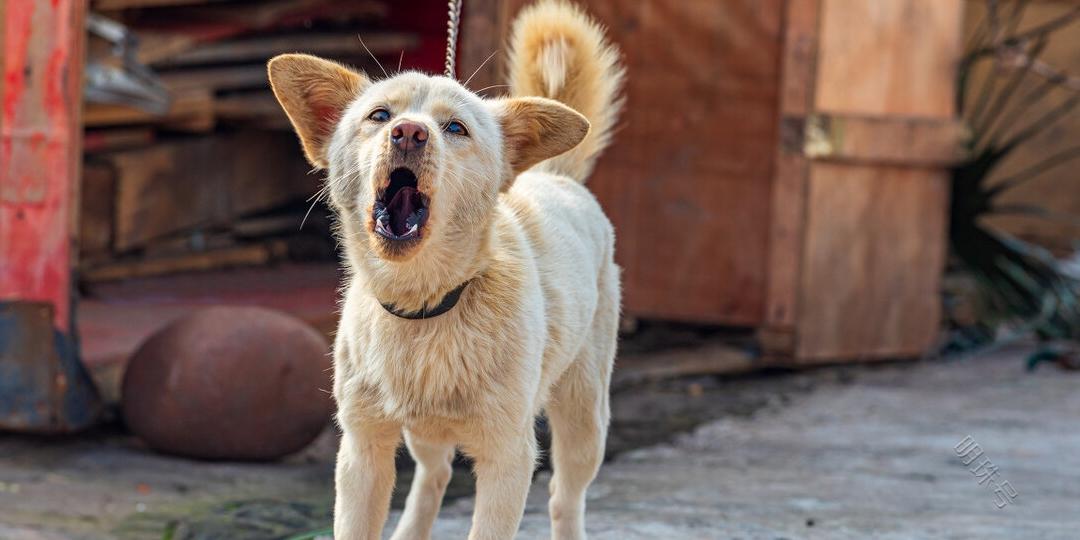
[{"left": 268, "top": 54, "right": 370, "bottom": 169}]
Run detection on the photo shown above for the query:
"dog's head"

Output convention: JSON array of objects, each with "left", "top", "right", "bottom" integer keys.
[{"left": 268, "top": 54, "right": 589, "bottom": 264}]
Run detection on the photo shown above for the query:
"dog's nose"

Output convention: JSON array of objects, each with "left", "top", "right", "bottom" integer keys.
[{"left": 390, "top": 121, "right": 428, "bottom": 152}]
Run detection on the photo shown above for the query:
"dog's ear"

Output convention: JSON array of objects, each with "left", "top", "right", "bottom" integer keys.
[
  {"left": 268, "top": 54, "right": 370, "bottom": 169},
  {"left": 495, "top": 97, "right": 590, "bottom": 176}
]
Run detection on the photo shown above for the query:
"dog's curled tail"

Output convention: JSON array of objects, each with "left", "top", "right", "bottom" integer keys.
[{"left": 506, "top": 0, "right": 625, "bottom": 182}]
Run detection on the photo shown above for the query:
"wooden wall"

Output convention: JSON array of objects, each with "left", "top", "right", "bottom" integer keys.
[
  {"left": 463, "top": 0, "right": 784, "bottom": 326},
  {"left": 585, "top": 1, "right": 783, "bottom": 325},
  {"left": 459, "top": 0, "right": 964, "bottom": 362}
]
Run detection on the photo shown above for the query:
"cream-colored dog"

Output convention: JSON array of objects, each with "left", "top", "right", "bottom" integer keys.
[{"left": 268, "top": 1, "right": 623, "bottom": 538}]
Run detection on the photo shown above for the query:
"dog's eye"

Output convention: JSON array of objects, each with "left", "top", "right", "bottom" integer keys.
[
  {"left": 444, "top": 120, "right": 468, "bottom": 137},
  {"left": 368, "top": 108, "right": 391, "bottom": 122}
]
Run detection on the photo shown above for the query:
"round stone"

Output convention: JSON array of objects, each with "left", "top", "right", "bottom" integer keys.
[{"left": 122, "top": 306, "right": 332, "bottom": 460}]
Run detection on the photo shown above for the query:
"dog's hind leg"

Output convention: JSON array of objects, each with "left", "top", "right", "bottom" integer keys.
[
  {"left": 546, "top": 357, "right": 611, "bottom": 540},
  {"left": 546, "top": 268, "right": 617, "bottom": 540},
  {"left": 390, "top": 430, "right": 456, "bottom": 540}
]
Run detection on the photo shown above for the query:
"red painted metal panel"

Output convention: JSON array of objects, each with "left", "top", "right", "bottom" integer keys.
[
  {"left": 0, "top": 0, "right": 99, "bottom": 433},
  {"left": 0, "top": 0, "right": 83, "bottom": 330}
]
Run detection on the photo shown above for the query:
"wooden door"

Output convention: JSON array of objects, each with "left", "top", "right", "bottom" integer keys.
[{"left": 764, "top": 0, "right": 963, "bottom": 362}]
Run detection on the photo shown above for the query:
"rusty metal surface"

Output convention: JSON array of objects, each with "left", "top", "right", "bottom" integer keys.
[{"left": 0, "top": 302, "right": 101, "bottom": 432}]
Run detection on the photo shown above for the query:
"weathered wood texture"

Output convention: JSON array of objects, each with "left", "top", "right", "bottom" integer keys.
[
  {"left": 579, "top": 0, "right": 784, "bottom": 325},
  {"left": 764, "top": 0, "right": 822, "bottom": 333},
  {"left": 814, "top": 0, "right": 962, "bottom": 118},
  {"left": 153, "top": 32, "right": 415, "bottom": 68},
  {"left": 82, "top": 241, "right": 288, "bottom": 282},
  {"left": 93, "top": 0, "right": 228, "bottom": 9},
  {"left": 79, "top": 162, "right": 116, "bottom": 259},
  {"left": 803, "top": 114, "right": 967, "bottom": 167},
  {"left": 103, "top": 131, "right": 315, "bottom": 251},
  {"left": 459, "top": 0, "right": 785, "bottom": 325},
  {"left": 797, "top": 164, "right": 949, "bottom": 359},
  {"left": 0, "top": 0, "right": 85, "bottom": 329},
  {"left": 790, "top": 0, "right": 963, "bottom": 361},
  {"left": 463, "top": 0, "right": 961, "bottom": 362},
  {"left": 458, "top": 0, "right": 526, "bottom": 91},
  {"left": 84, "top": 91, "right": 215, "bottom": 131}
]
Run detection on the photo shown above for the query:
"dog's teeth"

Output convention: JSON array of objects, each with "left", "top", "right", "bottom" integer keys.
[{"left": 407, "top": 224, "right": 419, "bottom": 235}]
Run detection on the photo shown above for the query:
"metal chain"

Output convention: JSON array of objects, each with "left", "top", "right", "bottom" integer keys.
[{"left": 444, "top": 0, "right": 464, "bottom": 78}]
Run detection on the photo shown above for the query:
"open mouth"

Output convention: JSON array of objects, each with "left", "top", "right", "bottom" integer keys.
[{"left": 374, "top": 167, "right": 429, "bottom": 241}]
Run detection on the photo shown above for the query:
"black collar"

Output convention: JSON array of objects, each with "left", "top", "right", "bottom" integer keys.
[{"left": 380, "top": 281, "right": 471, "bottom": 320}]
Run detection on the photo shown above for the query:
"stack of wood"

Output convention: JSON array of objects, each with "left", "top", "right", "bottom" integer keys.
[{"left": 80, "top": 0, "right": 436, "bottom": 282}]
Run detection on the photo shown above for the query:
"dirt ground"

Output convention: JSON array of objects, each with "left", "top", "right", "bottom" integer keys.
[{"left": 1, "top": 344, "right": 1076, "bottom": 539}]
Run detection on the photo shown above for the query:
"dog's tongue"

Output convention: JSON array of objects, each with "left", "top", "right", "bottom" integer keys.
[{"left": 388, "top": 186, "right": 420, "bottom": 236}]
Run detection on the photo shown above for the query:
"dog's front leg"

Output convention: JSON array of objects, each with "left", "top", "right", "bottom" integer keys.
[
  {"left": 466, "top": 429, "right": 538, "bottom": 540},
  {"left": 334, "top": 423, "right": 401, "bottom": 540}
]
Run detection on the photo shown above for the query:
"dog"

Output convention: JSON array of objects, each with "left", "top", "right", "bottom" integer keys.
[{"left": 268, "top": 1, "right": 623, "bottom": 538}]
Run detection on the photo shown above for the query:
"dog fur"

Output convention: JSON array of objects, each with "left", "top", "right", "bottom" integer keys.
[{"left": 268, "top": 1, "right": 624, "bottom": 538}]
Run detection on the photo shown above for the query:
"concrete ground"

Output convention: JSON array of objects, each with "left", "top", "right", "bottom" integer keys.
[{"left": 1, "top": 344, "right": 1077, "bottom": 539}]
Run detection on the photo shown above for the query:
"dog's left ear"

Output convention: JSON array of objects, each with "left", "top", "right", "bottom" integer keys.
[
  {"left": 268, "top": 54, "right": 371, "bottom": 169},
  {"left": 495, "top": 97, "right": 590, "bottom": 176}
]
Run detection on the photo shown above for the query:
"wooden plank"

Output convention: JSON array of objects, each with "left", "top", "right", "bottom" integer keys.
[
  {"left": 93, "top": 0, "right": 227, "bottom": 10},
  {"left": 178, "top": 0, "right": 376, "bottom": 29},
  {"left": 83, "top": 128, "right": 155, "bottom": 153},
  {"left": 763, "top": 0, "right": 822, "bottom": 337},
  {"left": 1, "top": 0, "right": 86, "bottom": 329},
  {"left": 158, "top": 64, "right": 268, "bottom": 93},
  {"left": 458, "top": 0, "right": 527, "bottom": 90},
  {"left": 815, "top": 0, "right": 963, "bottom": 118},
  {"left": 803, "top": 114, "right": 967, "bottom": 166},
  {"left": 137, "top": 31, "right": 200, "bottom": 66},
  {"left": 134, "top": 0, "right": 383, "bottom": 35},
  {"left": 213, "top": 92, "right": 290, "bottom": 129},
  {"left": 154, "top": 31, "right": 417, "bottom": 67},
  {"left": 83, "top": 90, "right": 214, "bottom": 131},
  {"left": 78, "top": 162, "right": 116, "bottom": 257},
  {"left": 81, "top": 241, "right": 288, "bottom": 282},
  {"left": 584, "top": 0, "right": 783, "bottom": 325},
  {"left": 796, "top": 164, "right": 948, "bottom": 361},
  {"left": 133, "top": 0, "right": 386, "bottom": 64},
  {"left": 612, "top": 343, "right": 757, "bottom": 391},
  {"left": 457, "top": 0, "right": 498, "bottom": 86},
  {"left": 108, "top": 131, "right": 314, "bottom": 251}
]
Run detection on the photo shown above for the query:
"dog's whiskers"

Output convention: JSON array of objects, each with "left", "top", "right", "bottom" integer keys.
[
  {"left": 463, "top": 50, "right": 499, "bottom": 88},
  {"left": 357, "top": 35, "right": 389, "bottom": 79}
]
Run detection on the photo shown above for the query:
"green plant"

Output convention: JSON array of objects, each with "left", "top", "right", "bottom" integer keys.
[
  {"left": 948, "top": 0, "right": 1080, "bottom": 362},
  {"left": 284, "top": 528, "right": 334, "bottom": 540}
]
